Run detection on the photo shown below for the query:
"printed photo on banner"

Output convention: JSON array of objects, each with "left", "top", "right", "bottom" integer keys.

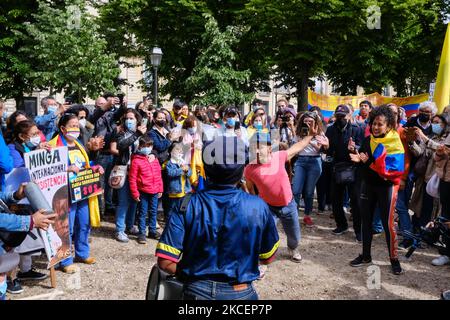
[{"left": 24, "top": 147, "right": 71, "bottom": 269}]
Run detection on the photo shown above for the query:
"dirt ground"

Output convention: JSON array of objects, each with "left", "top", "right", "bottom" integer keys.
[{"left": 8, "top": 208, "right": 450, "bottom": 300}]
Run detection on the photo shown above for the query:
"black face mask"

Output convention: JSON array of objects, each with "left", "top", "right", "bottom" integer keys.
[
  {"left": 155, "top": 120, "right": 166, "bottom": 127},
  {"left": 418, "top": 113, "right": 430, "bottom": 123},
  {"left": 336, "top": 118, "right": 348, "bottom": 129}
]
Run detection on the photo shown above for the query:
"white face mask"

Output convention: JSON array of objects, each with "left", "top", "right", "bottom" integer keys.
[
  {"left": 26, "top": 136, "right": 41, "bottom": 148},
  {"left": 79, "top": 118, "right": 87, "bottom": 128}
]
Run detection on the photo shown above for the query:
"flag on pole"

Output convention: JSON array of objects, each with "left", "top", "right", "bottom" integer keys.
[{"left": 434, "top": 24, "right": 450, "bottom": 114}]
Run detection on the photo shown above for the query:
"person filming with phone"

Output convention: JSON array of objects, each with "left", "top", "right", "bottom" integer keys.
[{"left": 292, "top": 112, "right": 329, "bottom": 227}]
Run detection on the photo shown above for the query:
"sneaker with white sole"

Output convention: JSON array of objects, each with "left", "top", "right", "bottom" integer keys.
[
  {"left": 115, "top": 231, "right": 129, "bottom": 243},
  {"left": 258, "top": 265, "right": 267, "bottom": 280},
  {"left": 125, "top": 225, "right": 139, "bottom": 236},
  {"left": 432, "top": 255, "right": 450, "bottom": 266},
  {"left": 288, "top": 248, "right": 302, "bottom": 263}
]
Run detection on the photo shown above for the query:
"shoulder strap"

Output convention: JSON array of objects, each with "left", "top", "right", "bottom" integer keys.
[{"left": 179, "top": 193, "right": 193, "bottom": 213}]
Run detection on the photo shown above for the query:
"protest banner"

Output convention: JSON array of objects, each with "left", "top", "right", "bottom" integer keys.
[
  {"left": 24, "top": 147, "right": 71, "bottom": 269},
  {"left": 307, "top": 89, "right": 429, "bottom": 120},
  {"left": 69, "top": 168, "right": 103, "bottom": 203}
]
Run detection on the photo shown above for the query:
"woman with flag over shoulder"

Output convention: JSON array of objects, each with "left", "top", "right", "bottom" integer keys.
[{"left": 348, "top": 105, "right": 405, "bottom": 275}]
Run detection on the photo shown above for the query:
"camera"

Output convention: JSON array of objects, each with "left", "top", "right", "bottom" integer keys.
[
  {"left": 117, "top": 93, "right": 125, "bottom": 107},
  {"left": 65, "top": 96, "right": 75, "bottom": 105},
  {"left": 403, "top": 216, "right": 449, "bottom": 258},
  {"left": 301, "top": 126, "right": 309, "bottom": 137}
]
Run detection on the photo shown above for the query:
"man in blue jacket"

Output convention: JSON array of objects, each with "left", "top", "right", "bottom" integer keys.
[{"left": 155, "top": 136, "right": 279, "bottom": 300}]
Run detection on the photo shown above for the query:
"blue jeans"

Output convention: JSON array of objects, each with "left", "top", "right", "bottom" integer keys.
[
  {"left": 268, "top": 199, "right": 301, "bottom": 250},
  {"left": 115, "top": 177, "right": 137, "bottom": 233},
  {"left": 137, "top": 192, "right": 159, "bottom": 235},
  {"left": 372, "top": 207, "right": 384, "bottom": 233},
  {"left": 183, "top": 280, "right": 258, "bottom": 300},
  {"left": 396, "top": 177, "right": 413, "bottom": 239},
  {"left": 292, "top": 156, "right": 322, "bottom": 215},
  {"left": 96, "top": 154, "right": 114, "bottom": 209},
  {"left": 61, "top": 200, "right": 90, "bottom": 267}
]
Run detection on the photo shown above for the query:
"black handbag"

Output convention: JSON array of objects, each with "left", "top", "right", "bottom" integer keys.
[
  {"left": 0, "top": 200, "right": 30, "bottom": 249},
  {"left": 334, "top": 162, "right": 357, "bottom": 185}
]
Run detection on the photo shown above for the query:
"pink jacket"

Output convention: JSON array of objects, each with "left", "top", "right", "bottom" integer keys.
[{"left": 129, "top": 154, "right": 163, "bottom": 199}]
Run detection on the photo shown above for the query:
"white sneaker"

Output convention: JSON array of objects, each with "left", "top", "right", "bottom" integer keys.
[
  {"left": 288, "top": 248, "right": 302, "bottom": 263},
  {"left": 115, "top": 232, "right": 129, "bottom": 243},
  {"left": 258, "top": 265, "right": 267, "bottom": 280},
  {"left": 432, "top": 255, "right": 450, "bottom": 266}
]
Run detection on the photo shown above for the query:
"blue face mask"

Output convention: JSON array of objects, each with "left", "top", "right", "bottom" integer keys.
[
  {"left": 255, "top": 123, "right": 263, "bottom": 131},
  {"left": 125, "top": 119, "right": 136, "bottom": 131},
  {"left": 48, "top": 105, "right": 58, "bottom": 114},
  {"left": 227, "top": 118, "right": 236, "bottom": 127},
  {"left": 139, "top": 147, "right": 153, "bottom": 155},
  {"left": 432, "top": 123, "right": 443, "bottom": 135}
]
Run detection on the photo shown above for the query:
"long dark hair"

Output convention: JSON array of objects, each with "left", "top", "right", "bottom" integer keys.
[
  {"left": 120, "top": 108, "right": 142, "bottom": 127},
  {"left": 13, "top": 120, "right": 36, "bottom": 143},
  {"left": 295, "top": 112, "right": 323, "bottom": 137}
]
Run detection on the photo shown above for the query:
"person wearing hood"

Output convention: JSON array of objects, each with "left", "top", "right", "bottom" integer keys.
[
  {"left": 155, "top": 136, "right": 279, "bottom": 300},
  {"left": 325, "top": 104, "right": 364, "bottom": 239}
]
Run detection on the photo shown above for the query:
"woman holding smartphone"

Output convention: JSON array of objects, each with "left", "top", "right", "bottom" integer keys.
[{"left": 292, "top": 112, "right": 329, "bottom": 227}]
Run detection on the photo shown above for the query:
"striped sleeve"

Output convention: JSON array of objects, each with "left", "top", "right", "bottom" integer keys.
[
  {"left": 155, "top": 211, "right": 185, "bottom": 263},
  {"left": 259, "top": 205, "right": 280, "bottom": 262}
]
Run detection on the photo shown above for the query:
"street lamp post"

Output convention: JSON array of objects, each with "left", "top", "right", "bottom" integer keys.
[{"left": 150, "top": 47, "right": 163, "bottom": 108}]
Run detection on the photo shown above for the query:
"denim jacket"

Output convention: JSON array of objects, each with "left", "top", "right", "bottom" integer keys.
[
  {"left": 35, "top": 112, "right": 58, "bottom": 141},
  {"left": 0, "top": 191, "right": 27, "bottom": 256},
  {"left": 166, "top": 161, "right": 192, "bottom": 195}
]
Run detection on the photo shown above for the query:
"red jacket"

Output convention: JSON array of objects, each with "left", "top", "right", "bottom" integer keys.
[{"left": 129, "top": 154, "right": 163, "bottom": 199}]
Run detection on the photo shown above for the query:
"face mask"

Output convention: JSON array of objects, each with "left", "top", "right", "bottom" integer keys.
[
  {"left": 418, "top": 113, "right": 430, "bottom": 123},
  {"left": 125, "top": 119, "right": 136, "bottom": 131},
  {"left": 65, "top": 128, "right": 80, "bottom": 141},
  {"left": 139, "top": 147, "right": 153, "bottom": 155},
  {"left": 226, "top": 118, "right": 236, "bottom": 127},
  {"left": 255, "top": 123, "right": 263, "bottom": 131},
  {"left": 336, "top": 118, "right": 348, "bottom": 129},
  {"left": 79, "top": 118, "right": 87, "bottom": 128},
  {"left": 26, "top": 136, "right": 41, "bottom": 149},
  {"left": 156, "top": 120, "right": 166, "bottom": 127},
  {"left": 432, "top": 123, "right": 443, "bottom": 135},
  {"left": 48, "top": 105, "right": 58, "bottom": 113},
  {"left": 188, "top": 127, "right": 197, "bottom": 135}
]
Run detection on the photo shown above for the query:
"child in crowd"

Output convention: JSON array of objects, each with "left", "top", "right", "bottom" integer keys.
[
  {"left": 129, "top": 135, "right": 163, "bottom": 244},
  {"left": 164, "top": 142, "right": 192, "bottom": 216}
]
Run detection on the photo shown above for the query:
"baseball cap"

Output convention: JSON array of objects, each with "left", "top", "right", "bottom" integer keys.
[
  {"left": 224, "top": 107, "right": 238, "bottom": 116},
  {"left": 335, "top": 104, "right": 351, "bottom": 116},
  {"left": 202, "top": 136, "right": 248, "bottom": 185}
]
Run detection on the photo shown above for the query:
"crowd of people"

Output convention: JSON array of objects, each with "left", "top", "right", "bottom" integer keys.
[{"left": 0, "top": 92, "right": 449, "bottom": 300}]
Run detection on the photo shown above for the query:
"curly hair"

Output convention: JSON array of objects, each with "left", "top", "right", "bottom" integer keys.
[{"left": 369, "top": 105, "right": 397, "bottom": 131}]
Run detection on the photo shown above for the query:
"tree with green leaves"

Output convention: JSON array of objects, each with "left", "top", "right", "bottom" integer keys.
[
  {"left": 24, "top": 0, "right": 120, "bottom": 102},
  {"left": 185, "top": 14, "right": 253, "bottom": 107},
  {"left": 245, "top": 0, "right": 373, "bottom": 111},
  {"left": 0, "top": 0, "right": 38, "bottom": 106},
  {"left": 325, "top": 0, "right": 448, "bottom": 96}
]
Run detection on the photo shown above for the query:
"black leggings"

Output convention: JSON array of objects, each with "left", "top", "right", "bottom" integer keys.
[{"left": 360, "top": 182, "right": 399, "bottom": 260}]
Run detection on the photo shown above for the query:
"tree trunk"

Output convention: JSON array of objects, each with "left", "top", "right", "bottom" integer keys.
[
  {"left": 14, "top": 95, "right": 24, "bottom": 111},
  {"left": 297, "top": 68, "right": 309, "bottom": 112}
]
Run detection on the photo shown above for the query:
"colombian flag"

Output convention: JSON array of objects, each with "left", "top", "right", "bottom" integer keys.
[
  {"left": 190, "top": 148, "right": 206, "bottom": 191},
  {"left": 369, "top": 130, "right": 405, "bottom": 185}
]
